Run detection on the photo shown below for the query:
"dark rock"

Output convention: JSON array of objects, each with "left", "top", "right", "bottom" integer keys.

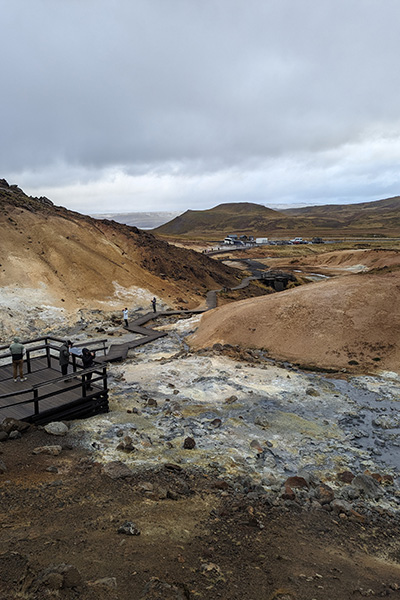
[
  {"left": 118, "top": 521, "right": 141, "bottom": 535},
  {"left": 284, "top": 476, "right": 309, "bottom": 489},
  {"left": 337, "top": 470, "right": 355, "bottom": 484},
  {"left": 0, "top": 460, "right": 7, "bottom": 473},
  {"left": 8, "top": 430, "right": 21, "bottom": 440},
  {"left": 316, "top": 483, "right": 335, "bottom": 505},
  {"left": 209, "top": 418, "right": 222, "bottom": 429},
  {"left": 183, "top": 437, "right": 196, "bottom": 450},
  {"left": 0, "top": 431, "right": 8, "bottom": 441},
  {"left": 331, "top": 499, "right": 352, "bottom": 515},
  {"left": 102, "top": 461, "right": 133, "bottom": 479},
  {"left": 1, "top": 418, "right": 30, "bottom": 434},
  {"left": 281, "top": 485, "right": 295, "bottom": 501},
  {"left": 351, "top": 474, "right": 381, "bottom": 498}
]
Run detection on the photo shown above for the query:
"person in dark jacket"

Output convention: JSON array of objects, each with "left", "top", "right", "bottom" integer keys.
[
  {"left": 9, "top": 337, "right": 26, "bottom": 382},
  {"left": 59, "top": 340, "right": 71, "bottom": 380},
  {"left": 151, "top": 297, "right": 157, "bottom": 313},
  {"left": 81, "top": 347, "right": 95, "bottom": 390}
]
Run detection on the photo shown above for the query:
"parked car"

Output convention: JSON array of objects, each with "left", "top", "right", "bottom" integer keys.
[{"left": 311, "top": 237, "right": 324, "bottom": 244}]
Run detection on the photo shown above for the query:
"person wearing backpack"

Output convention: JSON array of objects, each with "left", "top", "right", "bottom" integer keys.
[
  {"left": 81, "top": 347, "right": 96, "bottom": 391},
  {"left": 9, "top": 337, "right": 26, "bottom": 382}
]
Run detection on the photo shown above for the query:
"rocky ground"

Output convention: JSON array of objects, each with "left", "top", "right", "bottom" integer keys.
[{"left": 1, "top": 315, "right": 400, "bottom": 599}]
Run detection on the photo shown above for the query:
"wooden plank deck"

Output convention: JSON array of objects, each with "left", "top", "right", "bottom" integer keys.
[{"left": 0, "top": 356, "right": 107, "bottom": 424}]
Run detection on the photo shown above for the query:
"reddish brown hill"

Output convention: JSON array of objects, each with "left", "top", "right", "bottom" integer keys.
[
  {"left": 189, "top": 269, "right": 400, "bottom": 373},
  {"left": 0, "top": 180, "right": 240, "bottom": 314}
]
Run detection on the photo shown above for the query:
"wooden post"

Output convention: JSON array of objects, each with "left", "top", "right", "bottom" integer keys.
[
  {"left": 26, "top": 350, "right": 32, "bottom": 374},
  {"left": 46, "top": 343, "right": 51, "bottom": 368},
  {"left": 33, "top": 388, "right": 39, "bottom": 415},
  {"left": 102, "top": 366, "right": 108, "bottom": 391}
]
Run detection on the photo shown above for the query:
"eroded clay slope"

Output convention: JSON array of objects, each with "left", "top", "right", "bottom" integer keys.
[{"left": 189, "top": 270, "right": 400, "bottom": 372}]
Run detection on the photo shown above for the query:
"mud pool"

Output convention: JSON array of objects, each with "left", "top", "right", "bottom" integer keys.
[{"left": 71, "top": 314, "right": 400, "bottom": 504}]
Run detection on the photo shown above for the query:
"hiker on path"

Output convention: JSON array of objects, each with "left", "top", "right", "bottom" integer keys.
[
  {"left": 151, "top": 297, "right": 157, "bottom": 313},
  {"left": 123, "top": 307, "right": 129, "bottom": 327},
  {"left": 59, "top": 340, "right": 71, "bottom": 380},
  {"left": 9, "top": 337, "right": 26, "bottom": 382}
]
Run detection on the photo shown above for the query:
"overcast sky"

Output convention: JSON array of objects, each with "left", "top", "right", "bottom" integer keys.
[{"left": 2, "top": 0, "right": 400, "bottom": 214}]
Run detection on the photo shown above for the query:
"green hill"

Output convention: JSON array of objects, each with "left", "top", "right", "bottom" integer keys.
[{"left": 153, "top": 197, "right": 400, "bottom": 239}]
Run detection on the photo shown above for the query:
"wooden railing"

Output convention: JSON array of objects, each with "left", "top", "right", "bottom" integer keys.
[
  {"left": 0, "top": 336, "right": 108, "bottom": 371},
  {"left": 0, "top": 336, "right": 109, "bottom": 420},
  {"left": 0, "top": 364, "right": 108, "bottom": 417}
]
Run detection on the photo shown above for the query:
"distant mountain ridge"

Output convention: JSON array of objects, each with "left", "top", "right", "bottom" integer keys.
[
  {"left": 154, "top": 202, "right": 283, "bottom": 236},
  {"left": 153, "top": 197, "right": 400, "bottom": 239}
]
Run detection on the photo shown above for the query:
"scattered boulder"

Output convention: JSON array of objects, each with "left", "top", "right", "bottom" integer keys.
[
  {"left": 183, "top": 437, "right": 196, "bottom": 450},
  {"left": 0, "top": 431, "right": 8, "bottom": 442},
  {"left": 102, "top": 461, "right": 133, "bottom": 479},
  {"left": 316, "top": 483, "right": 335, "bottom": 505},
  {"left": 118, "top": 521, "right": 141, "bottom": 536},
  {"left": 0, "top": 460, "right": 7, "bottom": 473},
  {"left": 284, "top": 476, "right": 309, "bottom": 489},
  {"left": 44, "top": 422, "right": 69, "bottom": 436},
  {"left": 331, "top": 499, "right": 353, "bottom": 515},
  {"left": 337, "top": 470, "right": 355, "bottom": 484},
  {"left": 0, "top": 418, "right": 30, "bottom": 434},
  {"left": 209, "top": 418, "right": 222, "bottom": 429},
  {"left": 116, "top": 436, "right": 136, "bottom": 453},
  {"left": 351, "top": 474, "right": 382, "bottom": 498},
  {"left": 281, "top": 485, "right": 296, "bottom": 501},
  {"left": 8, "top": 431, "right": 21, "bottom": 440}
]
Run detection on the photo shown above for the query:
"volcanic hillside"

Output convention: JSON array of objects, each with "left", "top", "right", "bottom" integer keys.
[
  {"left": 0, "top": 180, "right": 240, "bottom": 325},
  {"left": 189, "top": 267, "right": 400, "bottom": 373},
  {"left": 154, "top": 197, "right": 400, "bottom": 239}
]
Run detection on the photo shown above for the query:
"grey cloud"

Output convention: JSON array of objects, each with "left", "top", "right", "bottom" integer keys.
[{"left": 2, "top": 0, "right": 400, "bottom": 210}]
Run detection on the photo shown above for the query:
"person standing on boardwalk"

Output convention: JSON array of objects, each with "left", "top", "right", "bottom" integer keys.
[
  {"left": 81, "top": 347, "right": 96, "bottom": 391},
  {"left": 151, "top": 297, "right": 157, "bottom": 313},
  {"left": 9, "top": 337, "right": 26, "bottom": 382},
  {"left": 123, "top": 307, "right": 129, "bottom": 327},
  {"left": 59, "top": 340, "right": 71, "bottom": 381}
]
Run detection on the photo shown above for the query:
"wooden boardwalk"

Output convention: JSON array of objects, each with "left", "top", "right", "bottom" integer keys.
[
  {"left": 98, "top": 267, "right": 293, "bottom": 363},
  {"left": 0, "top": 267, "right": 293, "bottom": 423},
  {"left": 0, "top": 338, "right": 108, "bottom": 425},
  {"left": 99, "top": 307, "right": 210, "bottom": 363}
]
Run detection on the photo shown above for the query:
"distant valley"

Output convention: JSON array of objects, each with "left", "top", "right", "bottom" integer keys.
[{"left": 92, "top": 210, "right": 180, "bottom": 229}]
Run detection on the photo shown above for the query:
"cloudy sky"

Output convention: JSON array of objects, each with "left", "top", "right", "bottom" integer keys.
[{"left": 2, "top": 0, "right": 400, "bottom": 214}]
